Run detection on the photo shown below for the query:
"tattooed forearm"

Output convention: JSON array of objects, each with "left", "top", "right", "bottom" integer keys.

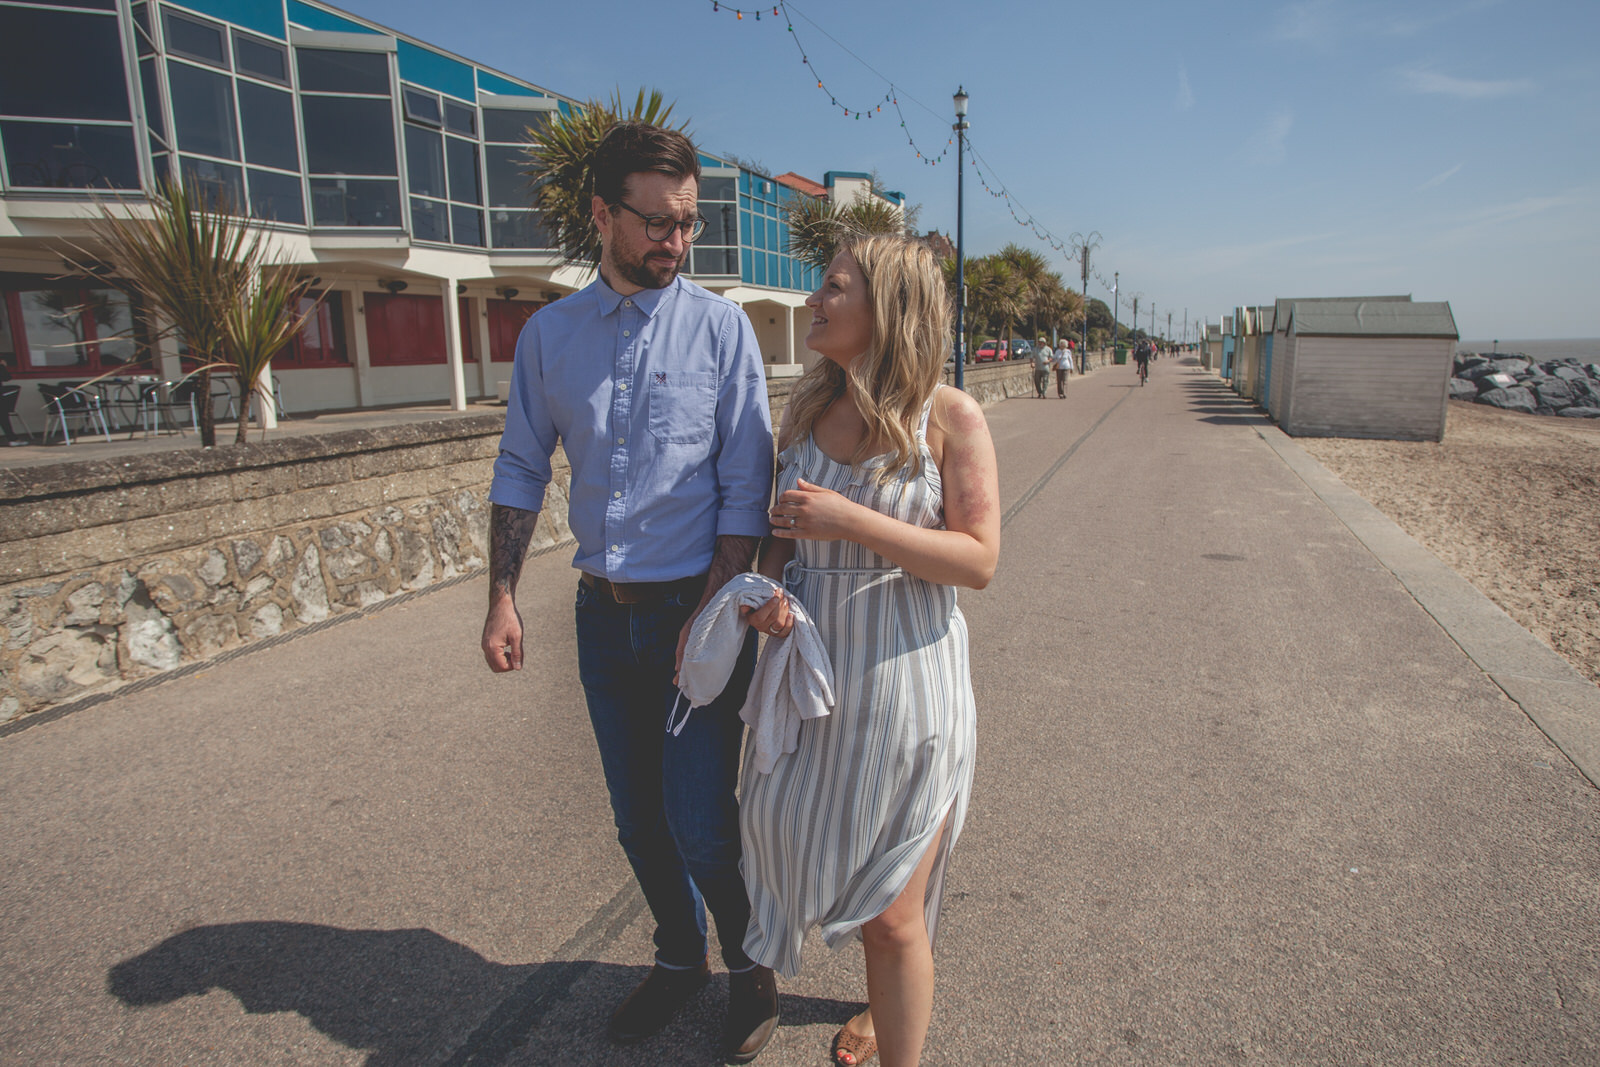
[
  {"left": 489, "top": 503, "right": 540, "bottom": 604},
  {"left": 700, "top": 534, "right": 761, "bottom": 606}
]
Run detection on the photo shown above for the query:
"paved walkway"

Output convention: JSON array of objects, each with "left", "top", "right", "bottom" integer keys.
[{"left": 2, "top": 356, "right": 1597, "bottom": 1065}]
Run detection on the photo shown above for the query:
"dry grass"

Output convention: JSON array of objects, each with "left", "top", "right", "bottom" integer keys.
[{"left": 1298, "top": 401, "right": 1600, "bottom": 685}]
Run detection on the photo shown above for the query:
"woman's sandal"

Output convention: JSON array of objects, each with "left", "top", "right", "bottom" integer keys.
[{"left": 831, "top": 1021, "right": 878, "bottom": 1067}]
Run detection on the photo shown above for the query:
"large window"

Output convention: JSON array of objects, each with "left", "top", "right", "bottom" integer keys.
[
  {"left": 692, "top": 172, "right": 738, "bottom": 277},
  {"left": 2, "top": 286, "right": 138, "bottom": 375},
  {"left": 156, "top": 8, "right": 304, "bottom": 222},
  {"left": 273, "top": 295, "right": 348, "bottom": 369},
  {"left": 401, "top": 85, "right": 482, "bottom": 247},
  {"left": 0, "top": 2, "right": 139, "bottom": 189},
  {"left": 482, "top": 106, "right": 552, "bottom": 250},
  {"left": 296, "top": 46, "right": 399, "bottom": 228}
]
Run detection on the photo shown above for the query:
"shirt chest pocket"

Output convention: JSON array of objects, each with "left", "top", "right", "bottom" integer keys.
[{"left": 646, "top": 372, "right": 717, "bottom": 445}]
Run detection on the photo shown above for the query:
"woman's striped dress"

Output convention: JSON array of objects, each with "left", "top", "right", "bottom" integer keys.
[{"left": 740, "top": 396, "right": 977, "bottom": 979}]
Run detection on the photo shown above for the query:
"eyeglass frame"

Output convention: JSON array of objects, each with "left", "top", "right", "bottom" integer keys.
[{"left": 609, "top": 200, "right": 707, "bottom": 244}]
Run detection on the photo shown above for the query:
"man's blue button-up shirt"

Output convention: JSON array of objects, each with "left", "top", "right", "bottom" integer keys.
[{"left": 489, "top": 274, "right": 774, "bottom": 582}]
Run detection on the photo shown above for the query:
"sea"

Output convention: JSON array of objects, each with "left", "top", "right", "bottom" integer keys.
[{"left": 1458, "top": 338, "right": 1600, "bottom": 362}]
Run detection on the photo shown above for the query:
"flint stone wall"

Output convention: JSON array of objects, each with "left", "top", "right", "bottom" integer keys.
[
  {"left": 0, "top": 416, "right": 568, "bottom": 725},
  {"left": 0, "top": 363, "right": 1028, "bottom": 726}
]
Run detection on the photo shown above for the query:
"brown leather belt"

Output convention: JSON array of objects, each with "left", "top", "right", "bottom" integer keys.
[{"left": 580, "top": 572, "right": 706, "bottom": 605}]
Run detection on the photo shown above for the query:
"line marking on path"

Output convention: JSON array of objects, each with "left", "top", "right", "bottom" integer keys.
[
  {"left": 441, "top": 879, "right": 648, "bottom": 1065},
  {"left": 1001, "top": 387, "right": 1136, "bottom": 529}
]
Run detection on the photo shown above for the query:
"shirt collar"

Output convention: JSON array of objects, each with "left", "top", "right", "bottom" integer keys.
[{"left": 593, "top": 272, "right": 679, "bottom": 319}]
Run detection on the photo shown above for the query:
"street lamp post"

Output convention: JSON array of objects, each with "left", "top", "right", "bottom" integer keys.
[
  {"left": 953, "top": 87, "right": 969, "bottom": 391},
  {"left": 1110, "top": 271, "right": 1119, "bottom": 364},
  {"left": 1071, "top": 231, "right": 1100, "bottom": 373}
]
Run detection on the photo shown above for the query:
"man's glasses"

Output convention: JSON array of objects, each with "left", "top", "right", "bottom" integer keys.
[{"left": 612, "top": 201, "right": 706, "bottom": 244}]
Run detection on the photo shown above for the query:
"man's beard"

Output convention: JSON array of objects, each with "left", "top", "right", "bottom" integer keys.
[{"left": 614, "top": 245, "right": 684, "bottom": 291}]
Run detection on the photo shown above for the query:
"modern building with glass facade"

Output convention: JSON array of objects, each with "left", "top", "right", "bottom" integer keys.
[{"left": 0, "top": 0, "right": 903, "bottom": 426}]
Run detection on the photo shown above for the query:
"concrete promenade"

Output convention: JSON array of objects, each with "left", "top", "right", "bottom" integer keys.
[{"left": 2, "top": 356, "right": 1597, "bottom": 1065}]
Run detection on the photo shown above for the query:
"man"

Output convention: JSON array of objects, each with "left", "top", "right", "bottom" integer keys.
[
  {"left": 1033, "top": 338, "right": 1053, "bottom": 398},
  {"left": 1133, "top": 337, "right": 1153, "bottom": 384},
  {"left": 1054, "top": 338, "right": 1073, "bottom": 397},
  {"left": 481, "top": 122, "right": 779, "bottom": 1062}
]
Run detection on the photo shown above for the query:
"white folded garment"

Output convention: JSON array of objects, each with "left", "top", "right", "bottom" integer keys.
[{"left": 676, "top": 572, "right": 834, "bottom": 772}]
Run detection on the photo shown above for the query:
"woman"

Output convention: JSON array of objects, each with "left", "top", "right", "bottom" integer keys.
[{"left": 740, "top": 235, "right": 1000, "bottom": 1066}]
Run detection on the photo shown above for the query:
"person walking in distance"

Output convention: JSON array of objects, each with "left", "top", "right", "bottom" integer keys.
[
  {"left": 1054, "top": 338, "right": 1073, "bottom": 397},
  {"left": 481, "top": 121, "right": 780, "bottom": 1062},
  {"left": 1032, "top": 337, "right": 1053, "bottom": 398}
]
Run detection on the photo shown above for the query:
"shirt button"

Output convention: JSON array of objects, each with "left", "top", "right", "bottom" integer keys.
[
  {"left": 624, "top": 299, "right": 633, "bottom": 307},
  {"left": 613, "top": 491, "right": 622, "bottom": 498},
  {"left": 619, "top": 382, "right": 628, "bottom": 390},
  {"left": 623, "top": 329, "right": 631, "bottom": 337},
  {"left": 611, "top": 544, "right": 620, "bottom": 552},
  {"left": 617, "top": 436, "right": 625, "bottom": 444}
]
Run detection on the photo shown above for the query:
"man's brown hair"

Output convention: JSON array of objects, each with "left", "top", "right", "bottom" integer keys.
[{"left": 590, "top": 121, "right": 700, "bottom": 206}]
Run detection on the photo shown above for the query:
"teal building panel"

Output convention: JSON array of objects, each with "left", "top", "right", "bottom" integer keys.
[
  {"left": 396, "top": 40, "right": 475, "bottom": 100},
  {"left": 179, "top": 0, "right": 286, "bottom": 37},
  {"left": 287, "top": 1, "right": 377, "bottom": 33},
  {"left": 476, "top": 70, "right": 541, "bottom": 98}
]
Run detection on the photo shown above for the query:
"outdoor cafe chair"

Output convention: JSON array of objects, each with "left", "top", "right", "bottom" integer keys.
[
  {"left": 39, "top": 382, "right": 112, "bottom": 445},
  {"left": 135, "top": 379, "right": 189, "bottom": 437},
  {"left": 1, "top": 383, "right": 34, "bottom": 445}
]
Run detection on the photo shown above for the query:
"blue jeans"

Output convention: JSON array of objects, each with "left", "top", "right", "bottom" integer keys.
[{"left": 574, "top": 579, "right": 757, "bottom": 970}]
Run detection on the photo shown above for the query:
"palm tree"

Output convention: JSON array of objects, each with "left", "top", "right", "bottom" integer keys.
[
  {"left": 955, "top": 256, "right": 1023, "bottom": 357},
  {"left": 520, "top": 88, "right": 688, "bottom": 269},
  {"left": 61, "top": 178, "right": 321, "bottom": 446},
  {"left": 997, "top": 244, "right": 1052, "bottom": 339},
  {"left": 786, "top": 189, "right": 907, "bottom": 270},
  {"left": 217, "top": 269, "right": 321, "bottom": 444}
]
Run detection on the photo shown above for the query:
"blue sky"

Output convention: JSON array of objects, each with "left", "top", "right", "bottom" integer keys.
[{"left": 337, "top": 0, "right": 1598, "bottom": 340}]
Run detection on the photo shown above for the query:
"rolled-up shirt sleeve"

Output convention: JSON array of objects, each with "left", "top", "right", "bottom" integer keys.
[
  {"left": 713, "top": 307, "right": 775, "bottom": 538},
  {"left": 489, "top": 318, "right": 558, "bottom": 514}
]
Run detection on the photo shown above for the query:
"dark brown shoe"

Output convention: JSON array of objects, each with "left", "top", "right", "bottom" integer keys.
[
  {"left": 607, "top": 958, "right": 711, "bottom": 1045},
  {"left": 724, "top": 965, "right": 779, "bottom": 1063}
]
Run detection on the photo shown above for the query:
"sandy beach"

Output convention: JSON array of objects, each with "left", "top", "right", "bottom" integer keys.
[{"left": 1298, "top": 401, "right": 1600, "bottom": 686}]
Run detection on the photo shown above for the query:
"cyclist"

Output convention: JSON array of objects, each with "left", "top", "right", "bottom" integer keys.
[{"left": 1133, "top": 337, "right": 1152, "bottom": 385}]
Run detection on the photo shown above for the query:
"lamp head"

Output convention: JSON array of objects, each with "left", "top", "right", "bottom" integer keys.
[
  {"left": 953, "top": 87, "right": 968, "bottom": 118},
  {"left": 381, "top": 279, "right": 408, "bottom": 294}
]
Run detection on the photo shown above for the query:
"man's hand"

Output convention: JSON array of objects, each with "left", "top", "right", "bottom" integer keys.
[{"left": 482, "top": 595, "right": 524, "bottom": 672}]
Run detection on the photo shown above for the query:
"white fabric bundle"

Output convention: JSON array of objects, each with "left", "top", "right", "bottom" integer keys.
[{"left": 676, "top": 572, "right": 834, "bottom": 773}]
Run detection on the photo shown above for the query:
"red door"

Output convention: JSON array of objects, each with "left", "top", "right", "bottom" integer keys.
[{"left": 365, "top": 292, "right": 446, "bottom": 365}]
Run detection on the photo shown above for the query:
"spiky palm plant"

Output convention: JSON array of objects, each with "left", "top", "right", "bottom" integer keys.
[
  {"left": 521, "top": 88, "right": 688, "bottom": 269},
  {"left": 786, "top": 190, "right": 908, "bottom": 271},
  {"left": 217, "top": 268, "right": 321, "bottom": 444},
  {"left": 62, "top": 178, "right": 320, "bottom": 446},
  {"left": 62, "top": 179, "right": 257, "bottom": 446}
]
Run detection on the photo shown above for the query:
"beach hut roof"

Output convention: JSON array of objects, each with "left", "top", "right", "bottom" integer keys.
[
  {"left": 1287, "top": 299, "right": 1458, "bottom": 338},
  {"left": 1272, "top": 294, "right": 1411, "bottom": 328}
]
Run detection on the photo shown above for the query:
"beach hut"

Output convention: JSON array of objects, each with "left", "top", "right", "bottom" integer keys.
[
  {"left": 1203, "top": 323, "right": 1223, "bottom": 370},
  {"left": 1266, "top": 295, "right": 1411, "bottom": 421},
  {"left": 1274, "top": 298, "right": 1459, "bottom": 441},
  {"left": 1230, "top": 306, "right": 1275, "bottom": 402}
]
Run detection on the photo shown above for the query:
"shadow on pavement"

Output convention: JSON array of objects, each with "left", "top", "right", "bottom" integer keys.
[{"left": 109, "top": 921, "right": 859, "bottom": 1066}]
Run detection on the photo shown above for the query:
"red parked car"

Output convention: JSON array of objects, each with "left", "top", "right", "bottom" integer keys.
[{"left": 974, "top": 339, "right": 1009, "bottom": 363}]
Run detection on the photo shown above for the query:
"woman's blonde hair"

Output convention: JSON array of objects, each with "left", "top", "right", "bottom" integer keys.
[{"left": 780, "top": 234, "right": 952, "bottom": 479}]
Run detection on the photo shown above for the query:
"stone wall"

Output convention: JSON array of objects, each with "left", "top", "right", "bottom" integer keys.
[{"left": 0, "top": 363, "right": 1029, "bottom": 725}]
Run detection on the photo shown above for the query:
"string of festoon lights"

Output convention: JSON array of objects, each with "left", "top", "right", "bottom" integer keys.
[
  {"left": 706, "top": 0, "right": 1119, "bottom": 289},
  {"left": 707, "top": 0, "right": 953, "bottom": 166}
]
